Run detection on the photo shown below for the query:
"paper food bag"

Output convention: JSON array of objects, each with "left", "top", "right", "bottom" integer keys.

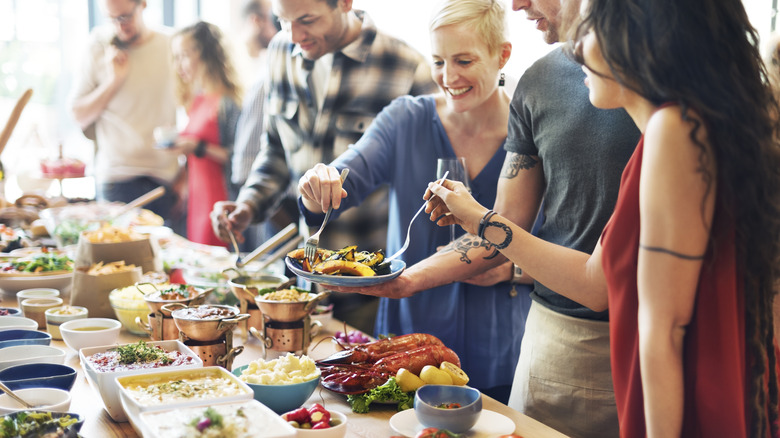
[
  {"left": 69, "top": 266, "right": 143, "bottom": 318},
  {"left": 75, "top": 234, "right": 162, "bottom": 273}
]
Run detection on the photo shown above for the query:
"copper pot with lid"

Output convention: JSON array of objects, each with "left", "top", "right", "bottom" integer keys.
[{"left": 162, "top": 303, "right": 249, "bottom": 342}]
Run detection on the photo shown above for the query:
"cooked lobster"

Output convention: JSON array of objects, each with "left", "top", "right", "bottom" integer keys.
[
  {"left": 316, "top": 334, "right": 460, "bottom": 394},
  {"left": 318, "top": 332, "right": 446, "bottom": 365}
]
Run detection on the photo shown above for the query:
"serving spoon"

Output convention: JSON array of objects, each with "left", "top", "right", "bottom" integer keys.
[{"left": 0, "top": 381, "right": 35, "bottom": 409}]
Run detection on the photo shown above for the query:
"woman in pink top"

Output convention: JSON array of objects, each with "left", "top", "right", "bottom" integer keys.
[
  {"left": 425, "top": 0, "right": 780, "bottom": 435},
  {"left": 171, "top": 21, "right": 241, "bottom": 246}
]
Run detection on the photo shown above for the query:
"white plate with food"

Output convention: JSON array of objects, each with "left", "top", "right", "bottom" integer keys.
[{"left": 389, "top": 409, "right": 515, "bottom": 437}]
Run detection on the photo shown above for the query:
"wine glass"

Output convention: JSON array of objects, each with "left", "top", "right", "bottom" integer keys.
[{"left": 436, "top": 157, "right": 470, "bottom": 241}]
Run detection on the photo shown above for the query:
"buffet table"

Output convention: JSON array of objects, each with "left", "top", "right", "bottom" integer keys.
[{"left": 53, "top": 316, "right": 569, "bottom": 438}]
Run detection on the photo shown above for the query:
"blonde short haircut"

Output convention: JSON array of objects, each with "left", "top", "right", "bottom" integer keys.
[{"left": 429, "top": 0, "right": 507, "bottom": 56}]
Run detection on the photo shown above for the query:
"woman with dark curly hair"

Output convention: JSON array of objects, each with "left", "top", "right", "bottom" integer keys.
[
  {"left": 170, "top": 21, "right": 242, "bottom": 245},
  {"left": 425, "top": 0, "right": 780, "bottom": 436}
]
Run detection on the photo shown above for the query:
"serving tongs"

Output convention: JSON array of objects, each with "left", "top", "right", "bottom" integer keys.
[{"left": 222, "top": 223, "right": 300, "bottom": 278}]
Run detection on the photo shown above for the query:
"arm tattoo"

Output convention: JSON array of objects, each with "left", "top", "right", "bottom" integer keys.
[
  {"left": 485, "top": 221, "right": 513, "bottom": 249},
  {"left": 441, "top": 234, "right": 501, "bottom": 264},
  {"left": 501, "top": 153, "right": 538, "bottom": 179},
  {"left": 639, "top": 244, "right": 705, "bottom": 260}
]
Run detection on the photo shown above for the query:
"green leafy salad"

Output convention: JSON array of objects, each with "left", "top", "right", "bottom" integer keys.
[
  {"left": 3, "top": 252, "right": 73, "bottom": 274},
  {"left": 346, "top": 377, "right": 414, "bottom": 414},
  {"left": 0, "top": 411, "right": 79, "bottom": 438}
]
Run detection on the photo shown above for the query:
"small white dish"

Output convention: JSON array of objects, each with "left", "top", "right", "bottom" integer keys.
[
  {"left": 0, "top": 345, "right": 66, "bottom": 371},
  {"left": 59, "top": 318, "right": 121, "bottom": 352},
  {"left": 389, "top": 409, "right": 515, "bottom": 438},
  {"left": 17, "top": 287, "right": 60, "bottom": 308},
  {"left": 0, "top": 317, "right": 38, "bottom": 331},
  {"left": 0, "top": 387, "right": 71, "bottom": 414}
]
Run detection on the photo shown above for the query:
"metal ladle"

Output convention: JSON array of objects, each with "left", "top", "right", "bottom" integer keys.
[{"left": 0, "top": 381, "right": 35, "bottom": 409}]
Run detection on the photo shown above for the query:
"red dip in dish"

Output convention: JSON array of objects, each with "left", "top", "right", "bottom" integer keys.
[{"left": 87, "top": 341, "right": 196, "bottom": 372}]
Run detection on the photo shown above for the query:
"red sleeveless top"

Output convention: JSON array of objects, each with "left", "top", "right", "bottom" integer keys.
[
  {"left": 601, "top": 134, "right": 752, "bottom": 437},
  {"left": 180, "top": 94, "right": 228, "bottom": 247}
]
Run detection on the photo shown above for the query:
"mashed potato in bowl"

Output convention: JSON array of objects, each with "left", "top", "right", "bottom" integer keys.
[{"left": 238, "top": 353, "right": 320, "bottom": 385}]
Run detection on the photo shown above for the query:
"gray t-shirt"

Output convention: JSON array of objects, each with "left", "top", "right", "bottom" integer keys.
[{"left": 504, "top": 48, "right": 640, "bottom": 320}]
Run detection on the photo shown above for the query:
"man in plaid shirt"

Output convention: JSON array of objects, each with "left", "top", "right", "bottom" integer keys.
[{"left": 212, "top": 0, "right": 435, "bottom": 331}]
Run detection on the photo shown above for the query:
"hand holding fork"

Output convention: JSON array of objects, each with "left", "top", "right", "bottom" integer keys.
[{"left": 304, "top": 168, "right": 350, "bottom": 264}]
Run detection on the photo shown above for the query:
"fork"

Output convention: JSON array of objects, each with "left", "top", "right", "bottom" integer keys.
[
  {"left": 305, "top": 167, "right": 350, "bottom": 264},
  {"left": 386, "top": 171, "right": 449, "bottom": 262}
]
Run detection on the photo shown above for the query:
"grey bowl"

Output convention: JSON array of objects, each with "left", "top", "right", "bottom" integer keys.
[{"left": 414, "top": 385, "right": 482, "bottom": 433}]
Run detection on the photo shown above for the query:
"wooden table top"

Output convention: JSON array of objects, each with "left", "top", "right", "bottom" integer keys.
[{"left": 26, "top": 315, "right": 569, "bottom": 438}]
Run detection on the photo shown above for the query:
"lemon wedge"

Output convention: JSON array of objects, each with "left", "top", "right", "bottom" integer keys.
[
  {"left": 419, "top": 365, "right": 453, "bottom": 385},
  {"left": 396, "top": 368, "right": 426, "bottom": 392},
  {"left": 440, "top": 361, "right": 469, "bottom": 386}
]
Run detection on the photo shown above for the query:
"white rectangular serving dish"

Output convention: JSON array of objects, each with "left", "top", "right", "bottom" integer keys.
[
  {"left": 116, "top": 366, "right": 253, "bottom": 432},
  {"left": 136, "top": 399, "right": 296, "bottom": 438},
  {"left": 79, "top": 340, "right": 203, "bottom": 422}
]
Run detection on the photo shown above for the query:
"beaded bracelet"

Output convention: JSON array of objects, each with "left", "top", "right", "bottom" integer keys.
[{"left": 477, "top": 209, "right": 497, "bottom": 239}]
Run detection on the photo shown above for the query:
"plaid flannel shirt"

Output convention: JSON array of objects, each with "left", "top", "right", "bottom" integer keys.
[{"left": 237, "top": 10, "right": 436, "bottom": 251}]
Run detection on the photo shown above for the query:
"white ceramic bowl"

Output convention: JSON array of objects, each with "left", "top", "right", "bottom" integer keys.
[
  {"left": 79, "top": 340, "right": 203, "bottom": 422},
  {"left": 0, "top": 317, "right": 38, "bottom": 332},
  {"left": 117, "top": 367, "right": 253, "bottom": 427},
  {"left": 45, "top": 306, "right": 88, "bottom": 340},
  {"left": 21, "top": 297, "right": 64, "bottom": 329},
  {"left": 296, "top": 411, "right": 348, "bottom": 438},
  {"left": 0, "top": 345, "right": 66, "bottom": 371},
  {"left": 0, "top": 387, "right": 71, "bottom": 414},
  {"left": 136, "top": 400, "right": 296, "bottom": 438},
  {"left": 0, "top": 273, "right": 73, "bottom": 297},
  {"left": 17, "top": 287, "right": 60, "bottom": 308},
  {"left": 59, "top": 318, "right": 121, "bottom": 352}
]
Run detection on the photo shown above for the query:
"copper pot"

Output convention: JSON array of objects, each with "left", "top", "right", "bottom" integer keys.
[
  {"left": 163, "top": 303, "right": 249, "bottom": 342},
  {"left": 139, "top": 283, "right": 213, "bottom": 315}
]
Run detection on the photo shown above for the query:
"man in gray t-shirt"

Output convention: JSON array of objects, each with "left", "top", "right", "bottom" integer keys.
[{"left": 505, "top": 48, "right": 637, "bottom": 320}]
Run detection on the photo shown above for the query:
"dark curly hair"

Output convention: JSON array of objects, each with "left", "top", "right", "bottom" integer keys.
[
  {"left": 174, "top": 21, "right": 242, "bottom": 107},
  {"left": 570, "top": 0, "right": 780, "bottom": 435}
]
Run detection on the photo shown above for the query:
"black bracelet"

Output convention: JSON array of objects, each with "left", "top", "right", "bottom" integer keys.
[
  {"left": 194, "top": 140, "right": 207, "bottom": 158},
  {"left": 477, "top": 209, "right": 497, "bottom": 239}
]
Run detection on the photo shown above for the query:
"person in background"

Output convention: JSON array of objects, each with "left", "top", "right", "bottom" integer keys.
[
  {"left": 231, "top": 0, "right": 282, "bottom": 251},
  {"left": 70, "top": 0, "right": 179, "bottom": 222},
  {"left": 210, "top": 0, "right": 436, "bottom": 333},
  {"left": 427, "top": 0, "right": 780, "bottom": 435},
  {"left": 326, "top": 0, "right": 638, "bottom": 435},
  {"left": 170, "top": 21, "right": 242, "bottom": 246},
  {"left": 764, "top": 33, "right": 780, "bottom": 110},
  {"left": 297, "top": 0, "right": 522, "bottom": 403}
]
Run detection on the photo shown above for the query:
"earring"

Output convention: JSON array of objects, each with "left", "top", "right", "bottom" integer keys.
[{"left": 499, "top": 72, "right": 505, "bottom": 87}]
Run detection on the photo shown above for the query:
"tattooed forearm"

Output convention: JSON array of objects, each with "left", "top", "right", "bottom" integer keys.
[
  {"left": 484, "top": 221, "right": 513, "bottom": 249},
  {"left": 442, "top": 234, "right": 501, "bottom": 264},
  {"left": 500, "top": 153, "right": 538, "bottom": 179},
  {"left": 639, "top": 244, "right": 705, "bottom": 260}
]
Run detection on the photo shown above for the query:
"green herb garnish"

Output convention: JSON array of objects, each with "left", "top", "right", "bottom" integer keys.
[
  {"left": 190, "top": 407, "right": 223, "bottom": 432},
  {"left": 113, "top": 341, "right": 173, "bottom": 365}
]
